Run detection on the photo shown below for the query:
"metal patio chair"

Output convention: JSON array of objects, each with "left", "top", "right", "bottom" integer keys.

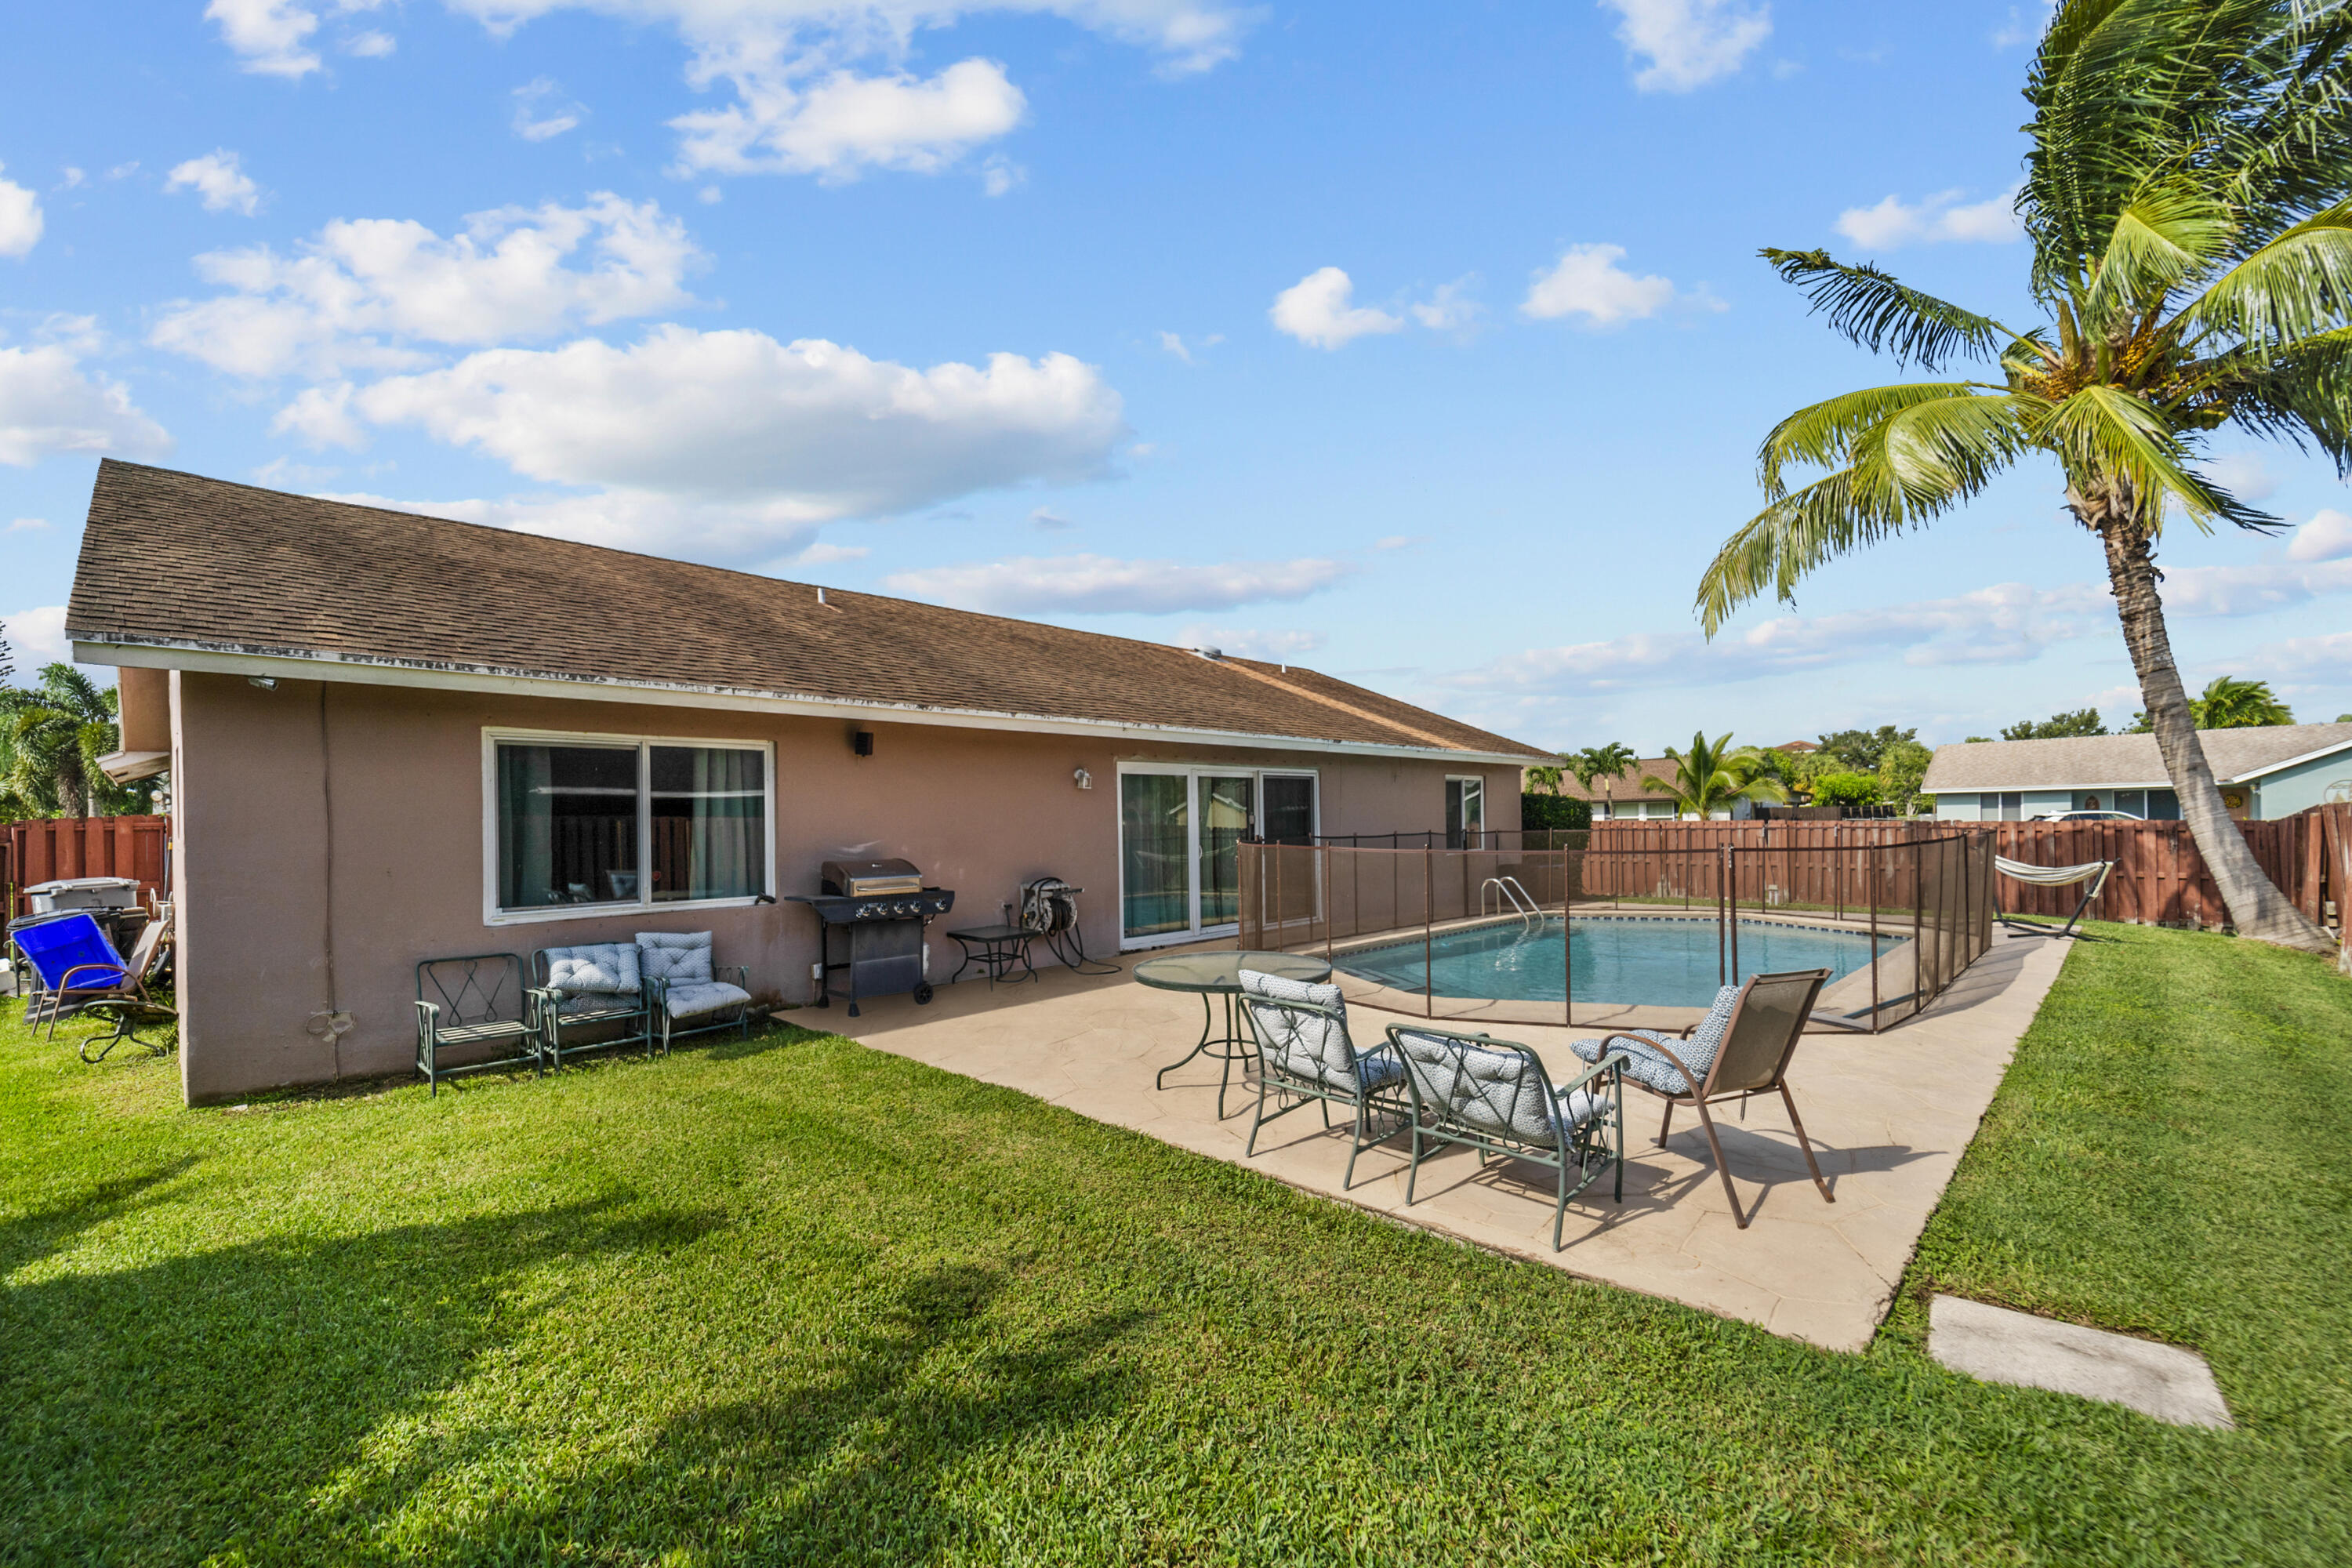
[
  {"left": 1570, "top": 968, "right": 1834, "bottom": 1229},
  {"left": 1236, "top": 967, "right": 1407, "bottom": 1189},
  {"left": 1384, "top": 1022, "right": 1627, "bottom": 1250},
  {"left": 415, "top": 953, "right": 538, "bottom": 1094},
  {"left": 528, "top": 942, "right": 654, "bottom": 1070},
  {"left": 637, "top": 931, "right": 754, "bottom": 1053}
]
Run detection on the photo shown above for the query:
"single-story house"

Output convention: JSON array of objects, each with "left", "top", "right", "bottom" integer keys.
[
  {"left": 68, "top": 462, "right": 1548, "bottom": 1104},
  {"left": 1923, "top": 723, "right": 2352, "bottom": 822},
  {"left": 1531, "top": 745, "right": 1817, "bottom": 820}
]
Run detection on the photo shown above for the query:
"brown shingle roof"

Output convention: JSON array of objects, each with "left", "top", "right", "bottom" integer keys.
[
  {"left": 1922, "top": 724, "right": 2352, "bottom": 792},
  {"left": 67, "top": 462, "right": 1547, "bottom": 760},
  {"left": 1534, "top": 757, "right": 1683, "bottom": 802}
]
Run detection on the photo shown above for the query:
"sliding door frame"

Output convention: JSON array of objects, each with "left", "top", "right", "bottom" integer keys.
[{"left": 1116, "top": 761, "right": 1320, "bottom": 951}]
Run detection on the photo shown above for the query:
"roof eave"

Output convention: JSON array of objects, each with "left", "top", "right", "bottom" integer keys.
[{"left": 73, "top": 635, "right": 1543, "bottom": 767}]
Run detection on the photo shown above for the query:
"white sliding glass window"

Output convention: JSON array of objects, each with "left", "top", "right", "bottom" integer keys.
[
  {"left": 488, "top": 730, "right": 772, "bottom": 921},
  {"left": 1445, "top": 776, "right": 1485, "bottom": 848},
  {"left": 1118, "top": 765, "right": 1318, "bottom": 948}
]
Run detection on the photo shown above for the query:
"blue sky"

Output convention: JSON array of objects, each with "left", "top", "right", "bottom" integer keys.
[{"left": 4, "top": 0, "right": 2348, "bottom": 753}]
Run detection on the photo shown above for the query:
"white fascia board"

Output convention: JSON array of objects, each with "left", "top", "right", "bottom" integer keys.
[
  {"left": 74, "top": 637, "right": 1537, "bottom": 768},
  {"left": 1924, "top": 777, "right": 2177, "bottom": 793},
  {"left": 2227, "top": 736, "right": 2352, "bottom": 781}
]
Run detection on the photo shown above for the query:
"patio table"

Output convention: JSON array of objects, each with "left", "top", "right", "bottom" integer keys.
[{"left": 1136, "top": 949, "right": 1334, "bottom": 1120}]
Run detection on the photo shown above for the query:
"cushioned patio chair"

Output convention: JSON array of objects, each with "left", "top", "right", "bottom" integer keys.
[
  {"left": 416, "top": 953, "right": 538, "bottom": 1095},
  {"left": 529, "top": 942, "right": 655, "bottom": 1070},
  {"left": 1383, "top": 1022, "right": 1626, "bottom": 1251},
  {"left": 637, "top": 931, "right": 753, "bottom": 1052},
  {"left": 1570, "top": 968, "right": 1834, "bottom": 1229},
  {"left": 1236, "top": 967, "right": 1407, "bottom": 1189}
]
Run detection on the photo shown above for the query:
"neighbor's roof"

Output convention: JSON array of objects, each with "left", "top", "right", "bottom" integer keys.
[
  {"left": 1922, "top": 724, "right": 2352, "bottom": 793},
  {"left": 1537, "top": 757, "right": 1686, "bottom": 801},
  {"left": 66, "top": 462, "right": 1548, "bottom": 761}
]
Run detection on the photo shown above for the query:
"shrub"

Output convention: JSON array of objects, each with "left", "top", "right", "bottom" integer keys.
[
  {"left": 1809, "top": 771, "right": 1882, "bottom": 808},
  {"left": 1520, "top": 793, "right": 1592, "bottom": 831}
]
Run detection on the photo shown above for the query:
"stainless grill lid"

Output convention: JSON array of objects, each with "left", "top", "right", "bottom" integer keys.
[{"left": 821, "top": 858, "right": 925, "bottom": 896}]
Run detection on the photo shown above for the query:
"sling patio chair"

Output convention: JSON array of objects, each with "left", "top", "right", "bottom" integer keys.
[
  {"left": 1570, "top": 968, "right": 1834, "bottom": 1229},
  {"left": 1236, "top": 967, "right": 1408, "bottom": 1189},
  {"left": 13, "top": 911, "right": 176, "bottom": 1062},
  {"left": 1382, "top": 1022, "right": 1627, "bottom": 1251}
]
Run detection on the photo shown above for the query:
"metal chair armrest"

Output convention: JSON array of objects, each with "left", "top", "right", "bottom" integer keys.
[
  {"left": 56, "top": 962, "right": 132, "bottom": 993},
  {"left": 1606, "top": 1030, "right": 1704, "bottom": 1095},
  {"left": 1553, "top": 1053, "right": 1628, "bottom": 1097}
]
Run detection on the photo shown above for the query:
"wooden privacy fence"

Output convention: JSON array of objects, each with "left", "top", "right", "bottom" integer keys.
[
  {"left": 2, "top": 816, "right": 172, "bottom": 920},
  {"left": 1588, "top": 806, "right": 2352, "bottom": 937}
]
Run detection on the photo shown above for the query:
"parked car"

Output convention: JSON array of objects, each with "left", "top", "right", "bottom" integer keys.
[{"left": 2031, "top": 809, "right": 2144, "bottom": 822}]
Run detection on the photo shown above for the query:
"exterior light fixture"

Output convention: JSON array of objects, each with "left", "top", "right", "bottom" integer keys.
[
  {"left": 1073, "top": 768, "right": 1092, "bottom": 790},
  {"left": 851, "top": 730, "right": 875, "bottom": 757},
  {"left": 247, "top": 677, "right": 277, "bottom": 690}
]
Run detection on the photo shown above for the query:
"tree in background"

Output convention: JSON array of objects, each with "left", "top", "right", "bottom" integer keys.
[
  {"left": 1523, "top": 761, "right": 1565, "bottom": 796},
  {"left": 1817, "top": 726, "right": 1918, "bottom": 774},
  {"left": 1877, "top": 739, "right": 1937, "bottom": 814},
  {"left": 1809, "top": 771, "right": 1883, "bottom": 809},
  {"left": 1642, "top": 733, "right": 1789, "bottom": 819},
  {"left": 2001, "top": 709, "right": 2109, "bottom": 739},
  {"left": 1572, "top": 742, "right": 1639, "bottom": 819},
  {"left": 1697, "top": 2, "right": 2350, "bottom": 954},
  {"left": 0, "top": 664, "right": 147, "bottom": 818},
  {"left": 2129, "top": 675, "right": 2299, "bottom": 731}
]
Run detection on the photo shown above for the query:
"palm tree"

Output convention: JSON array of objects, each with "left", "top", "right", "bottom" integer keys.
[
  {"left": 1524, "top": 761, "right": 1566, "bottom": 795},
  {"left": 2193, "top": 674, "right": 2295, "bottom": 728},
  {"left": 1642, "top": 732, "right": 1789, "bottom": 819},
  {"left": 1576, "top": 742, "right": 1639, "bottom": 821},
  {"left": 1696, "top": 1, "right": 2344, "bottom": 954},
  {"left": 0, "top": 663, "right": 135, "bottom": 818}
]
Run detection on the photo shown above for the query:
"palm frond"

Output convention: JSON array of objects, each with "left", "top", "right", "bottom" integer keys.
[
  {"left": 1697, "top": 469, "right": 1911, "bottom": 637},
  {"left": 1757, "top": 383, "right": 1990, "bottom": 495},
  {"left": 2222, "top": 324, "right": 2352, "bottom": 472},
  {"left": 2180, "top": 198, "right": 2352, "bottom": 352},
  {"left": 2037, "top": 383, "right": 2230, "bottom": 528},
  {"left": 1864, "top": 391, "right": 2041, "bottom": 506},
  {"left": 2080, "top": 180, "right": 2238, "bottom": 327},
  {"left": 1759, "top": 249, "right": 2014, "bottom": 368}
]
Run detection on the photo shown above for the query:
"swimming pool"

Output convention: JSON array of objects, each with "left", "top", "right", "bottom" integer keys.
[{"left": 1334, "top": 916, "right": 1888, "bottom": 1009}]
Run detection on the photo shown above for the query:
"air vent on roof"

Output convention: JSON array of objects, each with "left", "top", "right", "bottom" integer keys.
[{"left": 1197, "top": 647, "right": 1222, "bottom": 660}]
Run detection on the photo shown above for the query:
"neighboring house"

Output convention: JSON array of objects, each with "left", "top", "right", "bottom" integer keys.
[
  {"left": 1923, "top": 724, "right": 2352, "bottom": 822},
  {"left": 70, "top": 462, "right": 1547, "bottom": 1104},
  {"left": 1537, "top": 745, "right": 1816, "bottom": 820}
]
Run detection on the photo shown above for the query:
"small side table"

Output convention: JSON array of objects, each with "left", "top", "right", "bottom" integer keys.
[{"left": 947, "top": 924, "right": 1040, "bottom": 989}]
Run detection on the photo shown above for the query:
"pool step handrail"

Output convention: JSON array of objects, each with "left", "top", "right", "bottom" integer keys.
[{"left": 1480, "top": 877, "right": 1541, "bottom": 931}]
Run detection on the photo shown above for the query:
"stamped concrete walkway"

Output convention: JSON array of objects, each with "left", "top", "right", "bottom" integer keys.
[{"left": 832, "top": 933, "right": 2071, "bottom": 1352}]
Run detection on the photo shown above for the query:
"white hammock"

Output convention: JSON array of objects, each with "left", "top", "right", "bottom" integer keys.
[{"left": 1994, "top": 855, "right": 2114, "bottom": 938}]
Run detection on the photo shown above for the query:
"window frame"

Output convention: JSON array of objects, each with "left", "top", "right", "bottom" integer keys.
[
  {"left": 1445, "top": 774, "right": 1486, "bottom": 847},
  {"left": 480, "top": 725, "right": 777, "bottom": 927},
  {"left": 1113, "top": 762, "right": 1320, "bottom": 951}
]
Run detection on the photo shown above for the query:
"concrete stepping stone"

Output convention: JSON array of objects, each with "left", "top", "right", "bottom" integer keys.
[{"left": 1929, "top": 1294, "right": 2233, "bottom": 1428}]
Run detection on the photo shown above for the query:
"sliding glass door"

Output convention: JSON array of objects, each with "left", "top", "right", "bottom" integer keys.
[{"left": 1120, "top": 767, "right": 1317, "bottom": 947}]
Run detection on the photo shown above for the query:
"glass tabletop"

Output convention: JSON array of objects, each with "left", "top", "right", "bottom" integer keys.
[{"left": 1131, "top": 950, "right": 1334, "bottom": 993}]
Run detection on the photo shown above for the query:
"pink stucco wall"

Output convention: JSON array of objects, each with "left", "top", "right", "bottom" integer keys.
[{"left": 166, "top": 672, "right": 1522, "bottom": 1103}]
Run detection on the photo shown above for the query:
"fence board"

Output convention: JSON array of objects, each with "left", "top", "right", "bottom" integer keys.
[{"left": 2, "top": 815, "right": 171, "bottom": 919}]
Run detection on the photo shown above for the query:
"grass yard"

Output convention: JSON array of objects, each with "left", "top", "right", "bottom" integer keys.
[{"left": 2, "top": 924, "right": 2348, "bottom": 1566}]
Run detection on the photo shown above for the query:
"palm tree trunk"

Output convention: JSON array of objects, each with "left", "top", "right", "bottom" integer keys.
[{"left": 2094, "top": 504, "right": 2334, "bottom": 953}]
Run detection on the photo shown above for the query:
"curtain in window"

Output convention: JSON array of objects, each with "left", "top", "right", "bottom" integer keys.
[
  {"left": 1197, "top": 775, "right": 1254, "bottom": 927},
  {"left": 497, "top": 744, "right": 638, "bottom": 908},
  {"left": 651, "top": 746, "right": 766, "bottom": 902}
]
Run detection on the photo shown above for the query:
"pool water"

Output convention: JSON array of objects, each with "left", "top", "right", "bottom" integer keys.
[{"left": 1334, "top": 916, "right": 1887, "bottom": 1009}]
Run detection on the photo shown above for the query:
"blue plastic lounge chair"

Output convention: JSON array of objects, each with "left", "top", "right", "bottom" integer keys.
[{"left": 13, "top": 912, "right": 176, "bottom": 1061}]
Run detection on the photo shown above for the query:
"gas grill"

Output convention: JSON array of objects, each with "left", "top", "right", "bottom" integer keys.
[{"left": 787, "top": 858, "right": 956, "bottom": 1016}]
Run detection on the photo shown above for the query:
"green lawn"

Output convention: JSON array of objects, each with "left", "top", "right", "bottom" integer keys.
[{"left": 3, "top": 924, "right": 2348, "bottom": 1566}]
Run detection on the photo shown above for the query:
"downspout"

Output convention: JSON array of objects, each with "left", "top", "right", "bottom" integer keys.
[{"left": 306, "top": 682, "right": 353, "bottom": 1072}]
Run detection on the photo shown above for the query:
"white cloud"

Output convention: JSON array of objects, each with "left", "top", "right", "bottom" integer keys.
[
  {"left": 165, "top": 151, "right": 263, "bottom": 216},
  {"left": 1410, "top": 277, "right": 1482, "bottom": 332},
  {"left": 884, "top": 553, "right": 1350, "bottom": 615},
  {"left": 314, "top": 486, "right": 826, "bottom": 561},
  {"left": 795, "top": 539, "right": 870, "bottom": 564},
  {"left": 1520, "top": 244, "right": 1706, "bottom": 326},
  {"left": 2, "top": 605, "right": 71, "bottom": 665},
  {"left": 2243, "top": 630, "right": 2352, "bottom": 682},
  {"left": 2288, "top": 507, "right": 2352, "bottom": 564},
  {"left": 1270, "top": 267, "right": 1404, "bottom": 350},
  {"left": 1993, "top": 3, "right": 2056, "bottom": 49},
  {"left": 1174, "top": 626, "right": 1328, "bottom": 661},
  {"left": 0, "top": 163, "right": 43, "bottom": 259},
  {"left": 346, "top": 28, "right": 397, "bottom": 56},
  {"left": 2203, "top": 448, "right": 2278, "bottom": 504},
  {"left": 673, "top": 57, "right": 1028, "bottom": 180},
  {"left": 0, "top": 345, "right": 172, "bottom": 466},
  {"left": 347, "top": 326, "right": 1125, "bottom": 528},
  {"left": 1835, "top": 187, "right": 2022, "bottom": 250},
  {"left": 981, "top": 154, "right": 1023, "bottom": 196},
  {"left": 1600, "top": 0, "right": 1772, "bottom": 93},
  {"left": 8, "top": 517, "right": 53, "bottom": 532},
  {"left": 1029, "top": 506, "right": 1076, "bottom": 529},
  {"left": 206, "top": 0, "right": 325, "bottom": 78},
  {"left": 151, "top": 194, "right": 702, "bottom": 378},
  {"left": 1373, "top": 534, "right": 1425, "bottom": 551},
  {"left": 1158, "top": 330, "right": 1193, "bottom": 363},
  {"left": 513, "top": 78, "right": 586, "bottom": 141}
]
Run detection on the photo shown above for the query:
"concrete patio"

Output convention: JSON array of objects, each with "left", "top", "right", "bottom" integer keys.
[{"left": 830, "top": 931, "right": 2071, "bottom": 1352}]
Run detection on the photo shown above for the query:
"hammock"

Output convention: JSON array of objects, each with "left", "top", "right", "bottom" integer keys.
[{"left": 1994, "top": 855, "right": 2114, "bottom": 939}]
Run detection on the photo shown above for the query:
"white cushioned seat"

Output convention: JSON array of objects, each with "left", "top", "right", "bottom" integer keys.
[
  {"left": 543, "top": 942, "right": 640, "bottom": 996},
  {"left": 659, "top": 979, "right": 750, "bottom": 1019},
  {"left": 636, "top": 931, "right": 713, "bottom": 985}
]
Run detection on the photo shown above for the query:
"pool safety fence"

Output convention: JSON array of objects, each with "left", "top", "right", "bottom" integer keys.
[{"left": 1237, "top": 831, "right": 1994, "bottom": 1033}]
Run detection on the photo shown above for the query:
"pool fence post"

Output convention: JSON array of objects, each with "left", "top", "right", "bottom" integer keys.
[
  {"left": 1869, "top": 840, "right": 1882, "bottom": 1028},
  {"left": 1424, "top": 843, "right": 1434, "bottom": 1019},
  {"left": 1563, "top": 847, "right": 1573, "bottom": 1029},
  {"left": 1717, "top": 844, "right": 1729, "bottom": 985}
]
